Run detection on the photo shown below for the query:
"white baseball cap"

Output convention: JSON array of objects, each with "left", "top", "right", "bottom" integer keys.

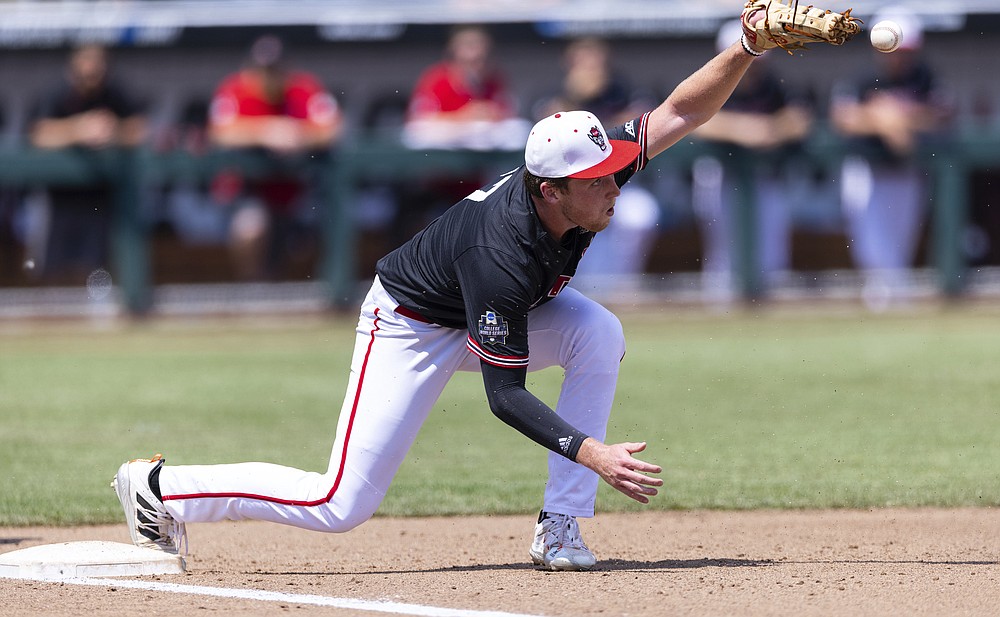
[{"left": 524, "top": 110, "right": 642, "bottom": 179}]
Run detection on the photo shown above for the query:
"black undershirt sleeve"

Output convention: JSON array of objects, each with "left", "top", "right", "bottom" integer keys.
[{"left": 480, "top": 361, "right": 587, "bottom": 461}]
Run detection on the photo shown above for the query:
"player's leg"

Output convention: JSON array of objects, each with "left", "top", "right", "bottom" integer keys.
[
  {"left": 322, "top": 282, "right": 472, "bottom": 521},
  {"left": 864, "top": 167, "right": 925, "bottom": 305},
  {"left": 454, "top": 287, "right": 622, "bottom": 570},
  {"left": 692, "top": 156, "right": 735, "bottom": 303},
  {"left": 154, "top": 276, "right": 469, "bottom": 533},
  {"left": 453, "top": 285, "right": 623, "bottom": 518},
  {"left": 871, "top": 167, "right": 925, "bottom": 270},
  {"left": 521, "top": 286, "right": 626, "bottom": 518},
  {"left": 455, "top": 285, "right": 624, "bottom": 518},
  {"left": 497, "top": 286, "right": 624, "bottom": 570},
  {"left": 756, "top": 175, "right": 793, "bottom": 287},
  {"left": 841, "top": 155, "right": 880, "bottom": 271}
]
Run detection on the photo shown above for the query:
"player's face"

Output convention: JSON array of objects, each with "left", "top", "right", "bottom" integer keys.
[
  {"left": 70, "top": 45, "right": 108, "bottom": 93},
  {"left": 559, "top": 175, "right": 621, "bottom": 233}
]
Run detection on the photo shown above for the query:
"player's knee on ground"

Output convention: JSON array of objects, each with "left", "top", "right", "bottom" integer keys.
[
  {"left": 315, "top": 476, "right": 387, "bottom": 533},
  {"left": 320, "top": 507, "right": 373, "bottom": 533}
]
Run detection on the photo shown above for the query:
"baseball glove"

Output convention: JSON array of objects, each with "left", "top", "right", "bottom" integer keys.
[{"left": 741, "top": 0, "right": 861, "bottom": 54}]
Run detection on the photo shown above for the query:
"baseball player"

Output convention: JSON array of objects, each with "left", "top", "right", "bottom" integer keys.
[
  {"left": 830, "top": 8, "right": 948, "bottom": 310},
  {"left": 113, "top": 3, "right": 858, "bottom": 571}
]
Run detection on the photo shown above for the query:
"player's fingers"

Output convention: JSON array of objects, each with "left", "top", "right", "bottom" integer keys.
[
  {"left": 621, "top": 485, "right": 653, "bottom": 504},
  {"left": 633, "top": 461, "right": 663, "bottom": 475},
  {"left": 622, "top": 441, "right": 647, "bottom": 454},
  {"left": 632, "top": 473, "right": 664, "bottom": 488},
  {"left": 612, "top": 475, "right": 659, "bottom": 501},
  {"left": 616, "top": 465, "right": 661, "bottom": 485},
  {"left": 617, "top": 443, "right": 663, "bottom": 474},
  {"left": 630, "top": 482, "right": 659, "bottom": 496},
  {"left": 624, "top": 457, "right": 662, "bottom": 475},
  {"left": 627, "top": 473, "right": 661, "bottom": 491}
]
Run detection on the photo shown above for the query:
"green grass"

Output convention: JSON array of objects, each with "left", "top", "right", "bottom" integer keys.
[{"left": 2, "top": 306, "right": 999, "bottom": 526}]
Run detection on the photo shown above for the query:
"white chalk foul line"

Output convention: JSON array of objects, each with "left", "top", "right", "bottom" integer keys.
[{"left": 7, "top": 573, "right": 546, "bottom": 617}]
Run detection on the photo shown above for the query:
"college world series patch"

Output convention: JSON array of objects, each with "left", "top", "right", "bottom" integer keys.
[{"left": 478, "top": 311, "right": 509, "bottom": 345}]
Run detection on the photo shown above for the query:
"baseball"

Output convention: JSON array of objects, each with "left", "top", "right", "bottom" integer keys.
[{"left": 870, "top": 20, "right": 902, "bottom": 53}]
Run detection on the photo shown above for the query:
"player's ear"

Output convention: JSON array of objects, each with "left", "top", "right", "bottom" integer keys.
[{"left": 539, "top": 180, "right": 563, "bottom": 203}]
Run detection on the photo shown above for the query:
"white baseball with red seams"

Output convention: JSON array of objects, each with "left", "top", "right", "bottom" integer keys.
[
  {"left": 870, "top": 20, "right": 903, "bottom": 53},
  {"left": 157, "top": 275, "right": 623, "bottom": 529}
]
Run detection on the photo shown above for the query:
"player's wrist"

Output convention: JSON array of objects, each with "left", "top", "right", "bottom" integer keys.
[
  {"left": 573, "top": 437, "right": 596, "bottom": 466},
  {"left": 741, "top": 33, "right": 765, "bottom": 57}
]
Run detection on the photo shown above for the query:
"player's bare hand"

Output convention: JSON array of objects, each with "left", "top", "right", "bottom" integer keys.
[{"left": 576, "top": 439, "right": 663, "bottom": 504}]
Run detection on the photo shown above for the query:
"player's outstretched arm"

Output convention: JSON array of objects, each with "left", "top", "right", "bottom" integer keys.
[
  {"left": 642, "top": 1, "right": 859, "bottom": 158},
  {"left": 575, "top": 439, "right": 663, "bottom": 504},
  {"left": 643, "top": 12, "right": 765, "bottom": 159}
]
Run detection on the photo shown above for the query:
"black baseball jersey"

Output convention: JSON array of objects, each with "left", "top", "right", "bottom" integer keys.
[
  {"left": 727, "top": 71, "right": 815, "bottom": 115},
  {"left": 376, "top": 113, "right": 650, "bottom": 459},
  {"left": 32, "top": 77, "right": 144, "bottom": 123},
  {"left": 29, "top": 74, "right": 146, "bottom": 273},
  {"left": 837, "top": 59, "right": 938, "bottom": 165}
]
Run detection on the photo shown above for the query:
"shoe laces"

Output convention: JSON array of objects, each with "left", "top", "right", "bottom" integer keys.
[
  {"left": 137, "top": 493, "right": 189, "bottom": 555},
  {"left": 172, "top": 520, "right": 189, "bottom": 556},
  {"left": 541, "top": 512, "right": 589, "bottom": 551}
]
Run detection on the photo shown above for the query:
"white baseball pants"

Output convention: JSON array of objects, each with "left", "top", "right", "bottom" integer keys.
[
  {"left": 841, "top": 156, "right": 926, "bottom": 271},
  {"left": 159, "top": 275, "right": 625, "bottom": 532},
  {"left": 692, "top": 155, "right": 794, "bottom": 301}
]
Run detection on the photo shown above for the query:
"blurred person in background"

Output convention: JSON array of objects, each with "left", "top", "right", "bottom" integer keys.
[
  {"left": 535, "top": 37, "right": 662, "bottom": 295},
  {"left": 402, "top": 24, "right": 530, "bottom": 150},
  {"left": 393, "top": 25, "right": 532, "bottom": 245},
  {"left": 830, "top": 8, "right": 951, "bottom": 310},
  {"left": 690, "top": 20, "right": 814, "bottom": 305},
  {"left": 207, "top": 34, "right": 343, "bottom": 281},
  {"left": 27, "top": 43, "right": 147, "bottom": 284},
  {"left": 0, "top": 103, "right": 26, "bottom": 285}
]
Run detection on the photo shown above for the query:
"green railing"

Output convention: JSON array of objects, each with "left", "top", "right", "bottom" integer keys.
[
  {"left": 1, "top": 128, "right": 995, "bottom": 314},
  {"left": 0, "top": 148, "right": 151, "bottom": 312}
]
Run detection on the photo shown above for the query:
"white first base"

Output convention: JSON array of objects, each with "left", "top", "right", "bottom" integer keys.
[{"left": 0, "top": 541, "right": 185, "bottom": 579}]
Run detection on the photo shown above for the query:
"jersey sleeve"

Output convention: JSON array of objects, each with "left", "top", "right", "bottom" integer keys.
[
  {"left": 455, "top": 246, "right": 589, "bottom": 461},
  {"left": 284, "top": 72, "right": 340, "bottom": 125},
  {"left": 454, "top": 245, "right": 532, "bottom": 368},
  {"left": 208, "top": 75, "right": 241, "bottom": 125},
  {"left": 606, "top": 112, "right": 651, "bottom": 186}
]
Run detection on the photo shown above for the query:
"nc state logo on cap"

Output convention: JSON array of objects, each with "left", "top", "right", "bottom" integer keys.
[
  {"left": 524, "top": 110, "right": 642, "bottom": 179},
  {"left": 588, "top": 126, "right": 607, "bottom": 151}
]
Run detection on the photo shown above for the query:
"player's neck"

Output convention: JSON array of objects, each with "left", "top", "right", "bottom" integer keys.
[{"left": 531, "top": 195, "right": 575, "bottom": 242}]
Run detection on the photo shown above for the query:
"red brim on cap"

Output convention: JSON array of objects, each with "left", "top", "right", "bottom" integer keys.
[{"left": 567, "top": 139, "right": 642, "bottom": 179}]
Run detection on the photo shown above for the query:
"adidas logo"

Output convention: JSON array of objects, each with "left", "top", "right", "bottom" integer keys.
[{"left": 558, "top": 436, "right": 574, "bottom": 454}]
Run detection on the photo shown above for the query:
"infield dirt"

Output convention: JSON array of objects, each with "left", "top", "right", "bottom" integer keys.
[{"left": 2, "top": 508, "right": 998, "bottom": 616}]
